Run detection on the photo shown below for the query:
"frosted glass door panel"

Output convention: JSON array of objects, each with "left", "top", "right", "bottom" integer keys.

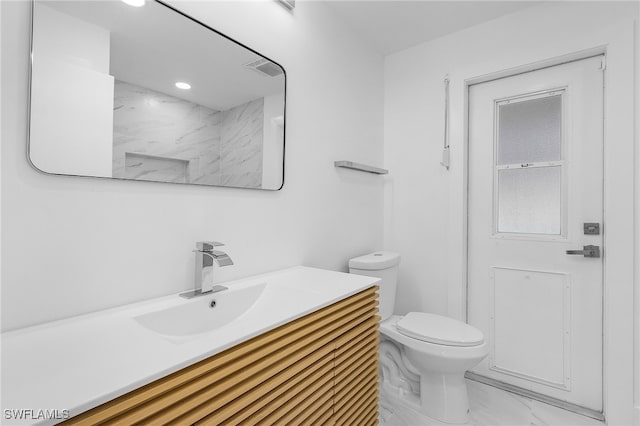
[
  {"left": 498, "top": 94, "right": 562, "bottom": 165},
  {"left": 497, "top": 166, "right": 561, "bottom": 235}
]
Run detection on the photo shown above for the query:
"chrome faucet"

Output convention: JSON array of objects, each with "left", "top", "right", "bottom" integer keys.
[{"left": 180, "top": 241, "right": 234, "bottom": 299}]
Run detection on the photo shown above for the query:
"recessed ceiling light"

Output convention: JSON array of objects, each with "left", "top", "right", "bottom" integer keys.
[
  {"left": 122, "top": 0, "right": 145, "bottom": 7},
  {"left": 175, "top": 82, "right": 191, "bottom": 90}
]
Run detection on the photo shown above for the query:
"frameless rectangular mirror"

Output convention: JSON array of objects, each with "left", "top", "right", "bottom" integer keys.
[{"left": 29, "top": 0, "right": 286, "bottom": 190}]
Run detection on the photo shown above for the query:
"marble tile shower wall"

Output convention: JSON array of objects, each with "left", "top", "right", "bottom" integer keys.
[
  {"left": 220, "top": 98, "right": 264, "bottom": 188},
  {"left": 112, "top": 80, "right": 264, "bottom": 188}
]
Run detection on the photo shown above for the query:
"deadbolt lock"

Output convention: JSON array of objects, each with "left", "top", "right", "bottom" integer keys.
[{"left": 583, "top": 223, "right": 600, "bottom": 235}]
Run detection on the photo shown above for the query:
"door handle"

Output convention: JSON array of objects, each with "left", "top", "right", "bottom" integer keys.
[{"left": 566, "top": 245, "right": 600, "bottom": 258}]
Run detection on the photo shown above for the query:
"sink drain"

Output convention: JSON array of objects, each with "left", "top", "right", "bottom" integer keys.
[{"left": 210, "top": 300, "right": 217, "bottom": 309}]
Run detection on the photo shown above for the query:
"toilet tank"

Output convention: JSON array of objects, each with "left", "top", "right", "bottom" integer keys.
[{"left": 348, "top": 252, "right": 400, "bottom": 320}]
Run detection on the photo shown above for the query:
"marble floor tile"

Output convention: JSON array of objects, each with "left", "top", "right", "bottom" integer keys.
[
  {"left": 379, "top": 399, "right": 448, "bottom": 426},
  {"left": 379, "top": 379, "right": 604, "bottom": 426}
]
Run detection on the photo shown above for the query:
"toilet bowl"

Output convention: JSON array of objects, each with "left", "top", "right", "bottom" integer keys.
[{"left": 349, "top": 252, "right": 488, "bottom": 424}]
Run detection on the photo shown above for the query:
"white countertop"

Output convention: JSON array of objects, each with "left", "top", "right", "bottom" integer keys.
[{"left": 1, "top": 266, "right": 379, "bottom": 426}]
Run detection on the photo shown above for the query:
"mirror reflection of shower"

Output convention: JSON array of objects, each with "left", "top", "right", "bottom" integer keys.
[{"left": 28, "top": 0, "right": 286, "bottom": 190}]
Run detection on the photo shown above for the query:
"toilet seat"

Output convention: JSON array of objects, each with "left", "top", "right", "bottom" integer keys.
[
  {"left": 380, "top": 316, "right": 488, "bottom": 360},
  {"left": 396, "top": 312, "right": 484, "bottom": 347}
]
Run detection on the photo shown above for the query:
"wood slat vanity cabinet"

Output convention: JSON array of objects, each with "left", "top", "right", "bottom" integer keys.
[{"left": 62, "top": 286, "right": 380, "bottom": 426}]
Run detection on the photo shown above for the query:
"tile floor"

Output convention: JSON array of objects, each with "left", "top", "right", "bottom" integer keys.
[{"left": 379, "top": 379, "right": 604, "bottom": 426}]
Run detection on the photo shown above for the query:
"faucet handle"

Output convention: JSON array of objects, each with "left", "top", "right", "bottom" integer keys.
[{"left": 196, "top": 241, "right": 225, "bottom": 252}]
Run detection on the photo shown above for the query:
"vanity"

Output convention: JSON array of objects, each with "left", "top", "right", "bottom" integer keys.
[{"left": 1, "top": 267, "right": 380, "bottom": 425}]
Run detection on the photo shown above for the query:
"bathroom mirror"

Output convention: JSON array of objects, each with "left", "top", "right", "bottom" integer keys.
[{"left": 28, "top": 0, "right": 286, "bottom": 190}]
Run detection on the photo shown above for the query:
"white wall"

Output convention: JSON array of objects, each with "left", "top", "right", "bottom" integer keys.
[
  {"left": 635, "top": 8, "right": 640, "bottom": 423},
  {"left": 1, "top": 0, "right": 384, "bottom": 331},
  {"left": 384, "top": 2, "right": 638, "bottom": 424},
  {"left": 29, "top": 4, "right": 114, "bottom": 178},
  {"left": 262, "top": 93, "right": 285, "bottom": 189},
  {"left": 635, "top": 9, "right": 640, "bottom": 422},
  {"left": 636, "top": 12, "right": 640, "bottom": 422}
]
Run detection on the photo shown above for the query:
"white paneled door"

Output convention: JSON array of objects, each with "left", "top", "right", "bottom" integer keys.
[{"left": 467, "top": 56, "right": 604, "bottom": 412}]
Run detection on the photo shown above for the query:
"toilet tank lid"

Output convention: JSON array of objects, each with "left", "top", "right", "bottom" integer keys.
[
  {"left": 396, "top": 312, "right": 484, "bottom": 347},
  {"left": 349, "top": 251, "right": 400, "bottom": 270}
]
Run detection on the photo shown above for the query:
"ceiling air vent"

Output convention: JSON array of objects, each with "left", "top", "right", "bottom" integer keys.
[{"left": 244, "top": 58, "right": 283, "bottom": 77}]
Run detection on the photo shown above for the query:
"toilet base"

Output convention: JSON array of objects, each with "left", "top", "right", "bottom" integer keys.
[
  {"left": 380, "top": 380, "right": 472, "bottom": 426},
  {"left": 420, "top": 372, "right": 470, "bottom": 424},
  {"left": 379, "top": 336, "right": 473, "bottom": 424}
]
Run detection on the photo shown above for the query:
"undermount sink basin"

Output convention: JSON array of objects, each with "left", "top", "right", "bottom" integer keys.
[{"left": 134, "top": 282, "right": 267, "bottom": 337}]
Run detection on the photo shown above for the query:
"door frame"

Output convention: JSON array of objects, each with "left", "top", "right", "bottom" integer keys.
[{"left": 460, "top": 44, "right": 635, "bottom": 423}]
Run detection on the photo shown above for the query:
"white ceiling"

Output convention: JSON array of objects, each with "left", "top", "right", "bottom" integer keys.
[{"left": 323, "top": 0, "right": 540, "bottom": 55}]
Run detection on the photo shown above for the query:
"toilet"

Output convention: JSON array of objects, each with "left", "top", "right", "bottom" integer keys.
[{"left": 349, "top": 251, "right": 488, "bottom": 424}]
